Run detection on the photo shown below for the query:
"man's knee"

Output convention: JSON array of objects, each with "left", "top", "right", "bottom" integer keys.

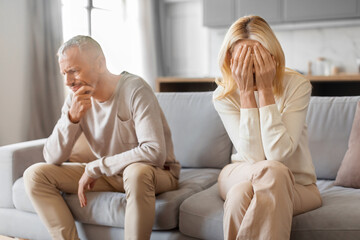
[
  {"left": 23, "top": 162, "right": 52, "bottom": 191},
  {"left": 24, "top": 162, "right": 48, "bottom": 183},
  {"left": 123, "top": 163, "right": 155, "bottom": 192}
]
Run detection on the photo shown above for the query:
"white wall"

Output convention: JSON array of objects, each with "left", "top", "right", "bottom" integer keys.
[
  {"left": 208, "top": 25, "right": 360, "bottom": 77},
  {"left": 162, "top": 0, "right": 210, "bottom": 77},
  {"left": 163, "top": 0, "right": 360, "bottom": 77},
  {"left": 275, "top": 26, "right": 360, "bottom": 74},
  {"left": 0, "top": 0, "right": 29, "bottom": 146}
]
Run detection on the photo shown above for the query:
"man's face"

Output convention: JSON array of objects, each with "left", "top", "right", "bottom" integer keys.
[{"left": 59, "top": 47, "right": 98, "bottom": 93}]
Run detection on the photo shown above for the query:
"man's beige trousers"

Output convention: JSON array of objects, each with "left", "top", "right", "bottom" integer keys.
[
  {"left": 24, "top": 162, "right": 178, "bottom": 240},
  {"left": 218, "top": 160, "right": 322, "bottom": 240}
]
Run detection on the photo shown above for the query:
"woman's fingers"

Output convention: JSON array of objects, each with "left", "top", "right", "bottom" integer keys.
[
  {"left": 255, "top": 44, "right": 275, "bottom": 68},
  {"left": 231, "top": 45, "right": 243, "bottom": 73},
  {"left": 236, "top": 47, "right": 249, "bottom": 76},
  {"left": 254, "top": 45, "right": 265, "bottom": 68},
  {"left": 241, "top": 48, "right": 253, "bottom": 90},
  {"left": 242, "top": 47, "right": 252, "bottom": 76},
  {"left": 231, "top": 45, "right": 242, "bottom": 68},
  {"left": 254, "top": 53, "right": 260, "bottom": 81}
]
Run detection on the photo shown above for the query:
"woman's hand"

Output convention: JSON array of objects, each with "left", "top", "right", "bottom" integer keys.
[
  {"left": 231, "top": 45, "right": 254, "bottom": 93},
  {"left": 231, "top": 45, "right": 257, "bottom": 108},
  {"left": 253, "top": 43, "right": 276, "bottom": 91},
  {"left": 253, "top": 43, "right": 276, "bottom": 107}
]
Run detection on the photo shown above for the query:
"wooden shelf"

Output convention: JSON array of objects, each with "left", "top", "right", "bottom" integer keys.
[
  {"left": 156, "top": 77, "right": 216, "bottom": 92},
  {"left": 156, "top": 75, "right": 360, "bottom": 96},
  {"left": 306, "top": 74, "right": 360, "bottom": 82}
]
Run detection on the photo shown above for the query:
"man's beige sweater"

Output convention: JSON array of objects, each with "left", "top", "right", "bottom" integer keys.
[{"left": 43, "top": 72, "right": 180, "bottom": 179}]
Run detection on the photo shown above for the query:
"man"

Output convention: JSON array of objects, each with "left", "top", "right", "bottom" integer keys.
[{"left": 24, "top": 35, "right": 180, "bottom": 240}]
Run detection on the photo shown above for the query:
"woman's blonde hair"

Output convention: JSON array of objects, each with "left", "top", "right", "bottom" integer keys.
[{"left": 216, "top": 15, "right": 285, "bottom": 99}]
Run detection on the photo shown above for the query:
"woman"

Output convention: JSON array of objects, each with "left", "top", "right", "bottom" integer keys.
[{"left": 213, "top": 15, "right": 322, "bottom": 240}]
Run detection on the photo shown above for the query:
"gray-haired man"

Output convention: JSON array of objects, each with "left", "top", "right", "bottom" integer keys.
[{"left": 24, "top": 35, "right": 180, "bottom": 240}]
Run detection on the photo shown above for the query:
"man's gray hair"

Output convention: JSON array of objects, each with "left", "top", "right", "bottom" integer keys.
[{"left": 57, "top": 35, "right": 104, "bottom": 57}]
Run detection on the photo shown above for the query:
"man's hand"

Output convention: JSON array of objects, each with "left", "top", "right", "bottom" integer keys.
[
  {"left": 78, "top": 171, "right": 97, "bottom": 208},
  {"left": 69, "top": 86, "right": 94, "bottom": 123}
]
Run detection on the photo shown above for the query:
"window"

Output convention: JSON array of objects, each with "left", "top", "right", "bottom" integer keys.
[{"left": 61, "top": 0, "right": 127, "bottom": 74}]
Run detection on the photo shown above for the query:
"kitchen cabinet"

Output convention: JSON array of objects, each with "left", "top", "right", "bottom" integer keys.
[
  {"left": 236, "top": 0, "right": 282, "bottom": 24},
  {"left": 160, "top": 0, "right": 209, "bottom": 77},
  {"left": 203, "top": 0, "right": 360, "bottom": 28},
  {"left": 285, "top": 0, "right": 359, "bottom": 22},
  {"left": 203, "top": 0, "right": 235, "bottom": 28}
]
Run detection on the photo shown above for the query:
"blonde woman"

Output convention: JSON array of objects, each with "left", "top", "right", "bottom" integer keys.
[{"left": 213, "top": 15, "right": 322, "bottom": 240}]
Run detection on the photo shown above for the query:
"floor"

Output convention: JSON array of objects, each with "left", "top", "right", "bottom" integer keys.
[{"left": 0, "top": 236, "right": 27, "bottom": 240}]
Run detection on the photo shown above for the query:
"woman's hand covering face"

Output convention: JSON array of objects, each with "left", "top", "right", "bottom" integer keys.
[
  {"left": 253, "top": 43, "right": 276, "bottom": 91},
  {"left": 230, "top": 45, "right": 254, "bottom": 92},
  {"left": 230, "top": 42, "right": 276, "bottom": 92}
]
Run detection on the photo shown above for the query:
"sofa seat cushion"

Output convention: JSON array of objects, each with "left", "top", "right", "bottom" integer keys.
[
  {"left": 291, "top": 180, "right": 360, "bottom": 239},
  {"left": 179, "top": 184, "right": 223, "bottom": 240},
  {"left": 13, "top": 168, "right": 220, "bottom": 230},
  {"left": 179, "top": 180, "right": 360, "bottom": 240}
]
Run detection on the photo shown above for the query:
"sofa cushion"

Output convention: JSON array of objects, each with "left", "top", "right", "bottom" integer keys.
[
  {"left": 13, "top": 168, "right": 220, "bottom": 230},
  {"left": 156, "top": 92, "right": 232, "bottom": 168},
  {"left": 307, "top": 96, "right": 360, "bottom": 179},
  {"left": 179, "top": 184, "right": 223, "bottom": 240},
  {"left": 179, "top": 180, "right": 360, "bottom": 240},
  {"left": 334, "top": 101, "right": 360, "bottom": 188},
  {"left": 290, "top": 180, "right": 360, "bottom": 240}
]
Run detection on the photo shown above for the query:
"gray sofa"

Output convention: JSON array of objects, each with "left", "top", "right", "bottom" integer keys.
[{"left": 1, "top": 92, "right": 360, "bottom": 240}]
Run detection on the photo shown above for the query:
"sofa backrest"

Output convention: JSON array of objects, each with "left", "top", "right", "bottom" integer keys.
[
  {"left": 156, "top": 92, "right": 232, "bottom": 168},
  {"left": 307, "top": 96, "right": 360, "bottom": 179}
]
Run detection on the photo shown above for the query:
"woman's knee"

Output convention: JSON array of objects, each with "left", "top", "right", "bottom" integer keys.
[
  {"left": 224, "top": 182, "right": 254, "bottom": 210},
  {"left": 254, "top": 161, "right": 294, "bottom": 184}
]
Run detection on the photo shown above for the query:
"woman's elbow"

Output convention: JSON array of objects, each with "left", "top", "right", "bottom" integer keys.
[{"left": 264, "top": 146, "right": 294, "bottom": 162}]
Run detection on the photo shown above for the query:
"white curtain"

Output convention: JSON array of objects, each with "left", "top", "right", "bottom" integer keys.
[
  {"left": 90, "top": 0, "right": 163, "bottom": 89},
  {"left": 26, "top": 0, "right": 64, "bottom": 140},
  {"left": 124, "top": 0, "right": 163, "bottom": 89}
]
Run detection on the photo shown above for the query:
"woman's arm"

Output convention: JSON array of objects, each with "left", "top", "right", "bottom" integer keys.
[
  {"left": 259, "top": 79, "right": 311, "bottom": 162},
  {"left": 253, "top": 43, "right": 311, "bottom": 162},
  {"left": 213, "top": 92, "right": 265, "bottom": 163}
]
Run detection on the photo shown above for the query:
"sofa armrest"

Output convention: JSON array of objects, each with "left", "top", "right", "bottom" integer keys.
[{"left": 0, "top": 139, "right": 46, "bottom": 208}]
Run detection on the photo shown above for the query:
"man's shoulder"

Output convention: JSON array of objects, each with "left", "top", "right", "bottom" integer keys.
[
  {"left": 120, "top": 71, "right": 150, "bottom": 92},
  {"left": 117, "top": 72, "right": 155, "bottom": 104}
]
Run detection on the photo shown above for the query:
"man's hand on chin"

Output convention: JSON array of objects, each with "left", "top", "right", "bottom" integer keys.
[
  {"left": 69, "top": 85, "right": 94, "bottom": 123},
  {"left": 78, "top": 171, "right": 97, "bottom": 207}
]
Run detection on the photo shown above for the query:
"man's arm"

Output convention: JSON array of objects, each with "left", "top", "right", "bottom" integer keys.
[
  {"left": 44, "top": 86, "right": 93, "bottom": 164},
  {"left": 43, "top": 93, "right": 82, "bottom": 165},
  {"left": 85, "top": 83, "right": 167, "bottom": 178}
]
